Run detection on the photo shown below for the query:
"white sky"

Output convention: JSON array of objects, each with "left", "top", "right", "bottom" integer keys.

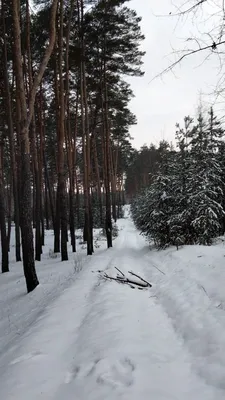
[{"left": 128, "top": 0, "right": 223, "bottom": 149}]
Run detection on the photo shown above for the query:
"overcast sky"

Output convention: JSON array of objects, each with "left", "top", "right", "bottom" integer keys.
[{"left": 127, "top": 0, "right": 222, "bottom": 149}]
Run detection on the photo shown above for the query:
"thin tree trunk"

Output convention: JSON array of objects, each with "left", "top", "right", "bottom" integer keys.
[
  {"left": 53, "top": 50, "right": 61, "bottom": 253},
  {"left": 43, "top": 151, "right": 56, "bottom": 231},
  {"left": 103, "top": 63, "right": 112, "bottom": 248},
  {"left": 79, "top": 0, "right": 93, "bottom": 254},
  {"left": 12, "top": 0, "right": 58, "bottom": 292},
  {"left": 38, "top": 85, "right": 45, "bottom": 245},
  {"left": 65, "top": 0, "right": 76, "bottom": 252},
  {"left": 0, "top": 143, "right": 9, "bottom": 273},
  {"left": 92, "top": 133, "right": 103, "bottom": 226},
  {"left": 2, "top": 0, "right": 21, "bottom": 261},
  {"left": 7, "top": 177, "right": 12, "bottom": 252},
  {"left": 75, "top": 169, "right": 81, "bottom": 227},
  {"left": 110, "top": 143, "right": 117, "bottom": 222},
  {"left": 26, "top": 0, "right": 42, "bottom": 261},
  {"left": 58, "top": 0, "right": 68, "bottom": 261}
]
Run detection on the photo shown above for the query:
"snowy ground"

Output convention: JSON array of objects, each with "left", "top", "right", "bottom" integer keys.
[{"left": 1, "top": 209, "right": 225, "bottom": 399}]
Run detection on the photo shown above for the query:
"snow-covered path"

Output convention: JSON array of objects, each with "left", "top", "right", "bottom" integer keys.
[{"left": 0, "top": 216, "right": 225, "bottom": 399}]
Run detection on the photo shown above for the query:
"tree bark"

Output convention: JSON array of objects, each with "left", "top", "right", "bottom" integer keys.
[
  {"left": 0, "top": 143, "right": 9, "bottom": 273},
  {"left": 65, "top": 0, "right": 76, "bottom": 252},
  {"left": 102, "top": 60, "right": 112, "bottom": 248},
  {"left": 2, "top": 0, "right": 21, "bottom": 261},
  {"left": 12, "top": 0, "right": 58, "bottom": 292},
  {"left": 58, "top": 0, "right": 68, "bottom": 261},
  {"left": 25, "top": 0, "right": 42, "bottom": 261},
  {"left": 79, "top": 0, "right": 93, "bottom": 255}
]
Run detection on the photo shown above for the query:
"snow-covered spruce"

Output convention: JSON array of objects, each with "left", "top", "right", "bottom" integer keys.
[{"left": 131, "top": 108, "right": 225, "bottom": 247}]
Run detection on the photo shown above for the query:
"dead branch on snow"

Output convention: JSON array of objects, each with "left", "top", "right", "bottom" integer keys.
[{"left": 99, "top": 268, "right": 152, "bottom": 290}]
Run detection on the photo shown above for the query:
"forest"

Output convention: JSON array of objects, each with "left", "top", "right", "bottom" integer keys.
[
  {"left": 1, "top": 2, "right": 225, "bottom": 399},
  {"left": 0, "top": 0, "right": 145, "bottom": 292},
  {"left": 1, "top": 0, "right": 225, "bottom": 292}
]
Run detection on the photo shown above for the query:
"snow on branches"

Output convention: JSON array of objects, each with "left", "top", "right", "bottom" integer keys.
[{"left": 131, "top": 108, "right": 225, "bottom": 248}]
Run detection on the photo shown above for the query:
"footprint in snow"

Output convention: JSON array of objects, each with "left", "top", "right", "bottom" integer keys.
[
  {"left": 64, "top": 359, "right": 100, "bottom": 384},
  {"left": 96, "top": 357, "right": 135, "bottom": 388},
  {"left": 64, "top": 357, "right": 135, "bottom": 388},
  {"left": 64, "top": 366, "right": 80, "bottom": 384}
]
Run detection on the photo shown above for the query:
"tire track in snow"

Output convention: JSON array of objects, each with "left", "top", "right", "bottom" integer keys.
[{"left": 143, "top": 253, "right": 225, "bottom": 393}]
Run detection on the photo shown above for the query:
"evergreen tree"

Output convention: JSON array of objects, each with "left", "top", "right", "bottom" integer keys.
[
  {"left": 131, "top": 108, "right": 225, "bottom": 248},
  {"left": 188, "top": 109, "right": 224, "bottom": 244}
]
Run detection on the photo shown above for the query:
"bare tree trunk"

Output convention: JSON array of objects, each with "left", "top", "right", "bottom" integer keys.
[
  {"left": 58, "top": 0, "right": 68, "bottom": 261},
  {"left": 79, "top": 0, "right": 93, "bottom": 255},
  {"left": 2, "top": 0, "right": 21, "bottom": 261},
  {"left": 25, "top": 0, "right": 42, "bottom": 261},
  {"left": 75, "top": 169, "right": 81, "bottom": 227},
  {"left": 12, "top": 0, "right": 58, "bottom": 292},
  {"left": 7, "top": 178, "right": 12, "bottom": 252},
  {"left": 92, "top": 133, "right": 103, "bottom": 226},
  {"left": 43, "top": 151, "right": 55, "bottom": 231},
  {"left": 102, "top": 60, "right": 112, "bottom": 248},
  {"left": 65, "top": 0, "right": 76, "bottom": 252},
  {"left": 0, "top": 143, "right": 9, "bottom": 273},
  {"left": 110, "top": 143, "right": 117, "bottom": 222},
  {"left": 38, "top": 86, "right": 45, "bottom": 246}
]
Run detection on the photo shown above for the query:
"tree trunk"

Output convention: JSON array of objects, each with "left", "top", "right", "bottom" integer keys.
[
  {"left": 110, "top": 144, "right": 117, "bottom": 222},
  {"left": 0, "top": 144, "right": 9, "bottom": 273},
  {"left": 103, "top": 65, "right": 112, "bottom": 248},
  {"left": 2, "top": 0, "right": 21, "bottom": 261},
  {"left": 79, "top": 0, "right": 93, "bottom": 255},
  {"left": 7, "top": 179, "right": 12, "bottom": 252},
  {"left": 53, "top": 49, "right": 61, "bottom": 253},
  {"left": 58, "top": 0, "right": 68, "bottom": 261},
  {"left": 65, "top": 0, "right": 76, "bottom": 253},
  {"left": 12, "top": 0, "right": 58, "bottom": 292},
  {"left": 92, "top": 133, "right": 103, "bottom": 226}
]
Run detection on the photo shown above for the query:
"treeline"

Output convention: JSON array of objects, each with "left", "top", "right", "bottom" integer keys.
[
  {"left": 125, "top": 141, "right": 174, "bottom": 199},
  {"left": 131, "top": 107, "right": 225, "bottom": 248},
  {"left": 0, "top": 0, "right": 144, "bottom": 291}
]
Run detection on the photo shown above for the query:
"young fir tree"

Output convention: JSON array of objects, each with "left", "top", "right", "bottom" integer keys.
[
  {"left": 132, "top": 108, "right": 225, "bottom": 249},
  {"left": 188, "top": 108, "right": 224, "bottom": 244},
  {"left": 218, "top": 141, "right": 225, "bottom": 233},
  {"left": 169, "top": 116, "right": 194, "bottom": 246}
]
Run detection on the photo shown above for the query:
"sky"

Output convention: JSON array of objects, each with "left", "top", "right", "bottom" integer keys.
[{"left": 127, "top": 0, "right": 223, "bottom": 149}]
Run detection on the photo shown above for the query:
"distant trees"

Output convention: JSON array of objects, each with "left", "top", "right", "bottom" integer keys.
[{"left": 131, "top": 107, "right": 225, "bottom": 248}]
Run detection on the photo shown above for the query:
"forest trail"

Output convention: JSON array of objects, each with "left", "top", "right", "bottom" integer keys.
[{"left": 0, "top": 212, "right": 225, "bottom": 400}]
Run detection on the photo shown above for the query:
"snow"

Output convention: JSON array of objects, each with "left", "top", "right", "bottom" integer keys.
[{"left": 1, "top": 208, "right": 225, "bottom": 399}]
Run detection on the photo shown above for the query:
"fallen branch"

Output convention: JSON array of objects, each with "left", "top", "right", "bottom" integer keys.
[
  {"left": 128, "top": 271, "right": 152, "bottom": 287},
  {"left": 104, "top": 273, "right": 148, "bottom": 288},
  {"left": 151, "top": 263, "right": 165, "bottom": 275},
  {"left": 99, "top": 268, "right": 152, "bottom": 290},
  {"left": 115, "top": 267, "right": 125, "bottom": 277}
]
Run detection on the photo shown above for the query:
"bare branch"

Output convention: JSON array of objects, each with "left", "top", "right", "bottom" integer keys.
[
  {"left": 151, "top": 39, "right": 225, "bottom": 82},
  {"left": 27, "top": 0, "right": 58, "bottom": 128},
  {"left": 154, "top": 0, "right": 207, "bottom": 18},
  {"left": 115, "top": 266, "right": 125, "bottom": 276},
  {"left": 128, "top": 270, "right": 152, "bottom": 287}
]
